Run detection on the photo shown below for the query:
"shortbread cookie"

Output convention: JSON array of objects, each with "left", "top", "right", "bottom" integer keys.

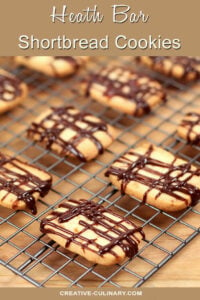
[
  {"left": 136, "top": 56, "right": 200, "bottom": 82},
  {"left": 0, "top": 69, "right": 28, "bottom": 114},
  {"left": 27, "top": 106, "right": 116, "bottom": 161},
  {"left": 177, "top": 111, "right": 200, "bottom": 145},
  {"left": 82, "top": 66, "right": 166, "bottom": 116},
  {"left": 0, "top": 152, "right": 52, "bottom": 214},
  {"left": 105, "top": 144, "right": 200, "bottom": 211},
  {"left": 15, "top": 56, "right": 89, "bottom": 77},
  {"left": 40, "top": 199, "right": 144, "bottom": 265}
]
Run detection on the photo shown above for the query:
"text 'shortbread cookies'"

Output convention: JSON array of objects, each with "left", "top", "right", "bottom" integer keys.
[
  {"left": 136, "top": 56, "right": 200, "bottom": 82},
  {"left": 105, "top": 144, "right": 200, "bottom": 211},
  {"left": 15, "top": 56, "right": 89, "bottom": 77},
  {"left": 0, "top": 152, "right": 52, "bottom": 214},
  {"left": 0, "top": 69, "right": 28, "bottom": 114},
  {"left": 40, "top": 199, "right": 144, "bottom": 265},
  {"left": 82, "top": 66, "right": 166, "bottom": 116},
  {"left": 27, "top": 106, "right": 116, "bottom": 161},
  {"left": 177, "top": 111, "right": 200, "bottom": 145}
]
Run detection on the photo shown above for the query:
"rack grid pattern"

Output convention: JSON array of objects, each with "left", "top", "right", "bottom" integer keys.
[{"left": 0, "top": 56, "right": 199, "bottom": 288}]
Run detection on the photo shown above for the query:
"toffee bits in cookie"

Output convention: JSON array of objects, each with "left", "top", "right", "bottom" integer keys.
[
  {"left": 82, "top": 66, "right": 166, "bottom": 116},
  {"left": 136, "top": 56, "right": 200, "bottom": 82}
]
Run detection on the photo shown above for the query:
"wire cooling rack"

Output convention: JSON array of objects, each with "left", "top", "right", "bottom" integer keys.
[{"left": 0, "top": 57, "right": 200, "bottom": 288}]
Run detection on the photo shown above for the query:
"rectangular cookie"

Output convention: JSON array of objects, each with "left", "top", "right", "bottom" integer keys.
[
  {"left": 105, "top": 144, "right": 200, "bottom": 211},
  {"left": 81, "top": 66, "right": 166, "bottom": 116},
  {"left": 15, "top": 56, "right": 89, "bottom": 77},
  {"left": 0, "top": 152, "right": 52, "bottom": 214},
  {"left": 40, "top": 199, "right": 144, "bottom": 265},
  {"left": 177, "top": 111, "right": 200, "bottom": 145},
  {"left": 27, "top": 106, "right": 116, "bottom": 161},
  {"left": 0, "top": 69, "right": 28, "bottom": 114},
  {"left": 136, "top": 56, "right": 200, "bottom": 82}
]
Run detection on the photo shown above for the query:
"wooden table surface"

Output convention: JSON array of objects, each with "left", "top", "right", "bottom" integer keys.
[
  {"left": 0, "top": 235, "right": 200, "bottom": 287},
  {"left": 0, "top": 57, "right": 199, "bottom": 288}
]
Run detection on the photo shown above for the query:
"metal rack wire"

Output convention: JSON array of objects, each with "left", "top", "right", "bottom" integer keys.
[{"left": 0, "top": 57, "right": 199, "bottom": 288}]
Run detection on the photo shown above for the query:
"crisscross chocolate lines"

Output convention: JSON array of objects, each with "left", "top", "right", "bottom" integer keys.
[
  {"left": 40, "top": 199, "right": 144, "bottom": 258},
  {"left": 28, "top": 106, "right": 111, "bottom": 161},
  {"left": 105, "top": 145, "right": 200, "bottom": 206}
]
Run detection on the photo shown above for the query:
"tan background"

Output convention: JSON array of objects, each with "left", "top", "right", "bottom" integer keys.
[
  {"left": 0, "top": 287, "right": 200, "bottom": 300},
  {"left": 0, "top": 0, "right": 199, "bottom": 55}
]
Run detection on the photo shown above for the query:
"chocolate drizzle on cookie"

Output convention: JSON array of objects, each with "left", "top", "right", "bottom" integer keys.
[
  {"left": 0, "top": 152, "right": 52, "bottom": 214},
  {"left": 105, "top": 145, "right": 200, "bottom": 206},
  {"left": 138, "top": 56, "right": 200, "bottom": 82},
  {"left": 0, "top": 73, "right": 22, "bottom": 101},
  {"left": 40, "top": 199, "right": 144, "bottom": 259},
  {"left": 180, "top": 112, "right": 200, "bottom": 144},
  {"left": 28, "top": 106, "right": 112, "bottom": 161},
  {"left": 85, "top": 67, "right": 166, "bottom": 116}
]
